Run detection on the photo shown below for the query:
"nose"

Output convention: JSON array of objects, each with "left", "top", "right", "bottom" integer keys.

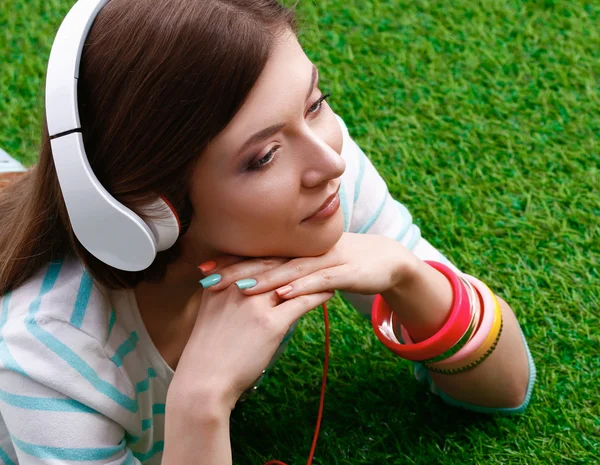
[{"left": 300, "top": 135, "right": 346, "bottom": 188}]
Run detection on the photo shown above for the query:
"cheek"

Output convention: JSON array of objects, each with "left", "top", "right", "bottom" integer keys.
[{"left": 192, "top": 177, "right": 301, "bottom": 252}]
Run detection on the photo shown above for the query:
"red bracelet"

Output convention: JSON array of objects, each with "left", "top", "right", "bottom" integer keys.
[{"left": 371, "top": 260, "right": 472, "bottom": 362}]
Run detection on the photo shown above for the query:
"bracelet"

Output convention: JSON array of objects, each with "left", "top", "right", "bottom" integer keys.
[
  {"left": 425, "top": 316, "right": 503, "bottom": 375},
  {"left": 371, "top": 260, "right": 472, "bottom": 362},
  {"left": 425, "top": 275, "right": 500, "bottom": 370},
  {"left": 461, "top": 275, "right": 482, "bottom": 338},
  {"left": 425, "top": 287, "right": 503, "bottom": 373},
  {"left": 400, "top": 274, "right": 482, "bottom": 364}
]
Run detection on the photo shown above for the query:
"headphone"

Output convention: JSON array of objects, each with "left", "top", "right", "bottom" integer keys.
[{"left": 45, "top": 0, "right": 181, "bottom": 272}]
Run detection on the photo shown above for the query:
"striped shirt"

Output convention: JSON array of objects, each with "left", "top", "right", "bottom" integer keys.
[{"left": 0, "top": 113, "right": 535, "bottom": 464}]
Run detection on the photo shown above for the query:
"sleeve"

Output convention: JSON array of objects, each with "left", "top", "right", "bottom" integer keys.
[
  {"left": 334, "top": 113, "right": 536, "bottom": 414},
  {"left": 0, "top": 313, "right": 141, "bottom": 465}
]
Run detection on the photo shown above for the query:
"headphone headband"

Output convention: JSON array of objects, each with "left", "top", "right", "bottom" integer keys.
[{"left": 46, "top": 0, "right": 180, "bottom": 272}]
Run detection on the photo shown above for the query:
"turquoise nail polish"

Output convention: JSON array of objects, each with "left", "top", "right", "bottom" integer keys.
[
  {"left": 235, "top": 278, "right": 257, "bottom": 290},
  {"left": 199, "top": 274, "right": 221, "bottom": 288}
]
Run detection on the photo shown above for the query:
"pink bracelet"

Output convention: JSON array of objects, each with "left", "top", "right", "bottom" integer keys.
[
  {"left": 425, "top": 274, "right": 496, "bottom": 368},
  {"left": 371, "top": 260, "right": 472, "bottom": 362},
  {"left": 460, "top": 275, "right": 482, "bottom": 338},
  {"left": 400, "top": 274, "right": 482, "bottom": 364}
]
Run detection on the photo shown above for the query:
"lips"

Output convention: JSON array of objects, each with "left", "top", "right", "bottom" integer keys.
[{"left": 302, "top": 184, "right": 341, "bottom": 222}]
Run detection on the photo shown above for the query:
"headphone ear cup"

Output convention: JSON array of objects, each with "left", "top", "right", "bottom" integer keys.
[{"left": 139, "top": 196, "right": 181, "bottom": 252}]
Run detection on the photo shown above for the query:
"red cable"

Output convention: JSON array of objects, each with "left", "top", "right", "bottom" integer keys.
[{"left": 264, "top": 302, "right": 330, "bottom": 465}]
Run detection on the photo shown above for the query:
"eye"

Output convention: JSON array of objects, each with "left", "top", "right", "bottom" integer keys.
[
  {"left": 308, "top": 92, "right": 331, "bottom": 115},
  {"left": 246, "top": 92, "right": 332, "bottom": 172},
  {"left": 247, "top": 146, "right": 280, "bottom": 171}
]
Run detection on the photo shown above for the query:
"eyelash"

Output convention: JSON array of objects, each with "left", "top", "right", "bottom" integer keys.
[{"left": 247, "top": 92, "right": 332, "bottom": 171}]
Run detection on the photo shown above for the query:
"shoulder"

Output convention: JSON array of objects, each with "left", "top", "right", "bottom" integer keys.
[
  {"left": 0, "top": 258, "right": 139, "bottom": 413},
  {"left": 1, "top": 256, "right": 113, "bottom": 346}
]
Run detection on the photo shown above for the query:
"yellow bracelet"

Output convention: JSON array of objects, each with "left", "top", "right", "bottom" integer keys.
[
  {"left": 425, "top": 319, "right": 503, "bottom": 375},
  {"left": 425, "top": 293, "right": 503, "bottom": 374}
]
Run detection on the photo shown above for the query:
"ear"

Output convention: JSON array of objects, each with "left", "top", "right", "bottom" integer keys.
[{"left": 140, "top": 196, "right": 181, "bottom": 252}]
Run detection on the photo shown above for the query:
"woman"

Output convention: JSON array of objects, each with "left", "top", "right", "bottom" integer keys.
[{"left": 0, "top": 0, "right": 535, "bottom": 464}]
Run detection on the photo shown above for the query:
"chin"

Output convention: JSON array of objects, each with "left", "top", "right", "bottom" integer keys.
[
  {"left": 292, "top": 210, "right": 345, "bottom": 257},
  {"left": 201, "top": 211, "right": 346, "bottom": 259}
]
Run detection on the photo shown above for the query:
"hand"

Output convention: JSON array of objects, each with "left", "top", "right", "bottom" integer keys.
[
  {"left": 203, "top": 233, "right": 419, "bottom": 300},
  {"left": 169, "top": 257, "right": 334, "bottom": 411}
]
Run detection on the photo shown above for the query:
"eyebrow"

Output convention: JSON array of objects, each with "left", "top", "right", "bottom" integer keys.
[{"left": 238, "top": 65, "right": 319, "bottom": 153}]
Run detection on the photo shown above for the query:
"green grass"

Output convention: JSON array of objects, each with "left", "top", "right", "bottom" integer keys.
[{"left": 2, "top": 0, "right": 599, "bottom": 463}]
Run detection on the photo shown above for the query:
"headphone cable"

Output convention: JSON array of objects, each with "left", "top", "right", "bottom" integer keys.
[{"left": 264, "top": 302, "right": 330, "bottom": 465}]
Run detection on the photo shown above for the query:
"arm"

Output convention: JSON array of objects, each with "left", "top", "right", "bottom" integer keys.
[
  {"left": 0, "top": 317, "right": 139, "bottom": 465},
  {"left": 163, "top": 391, "right": 233, "bottom": 465},
  {"left": 334, "top": 113, "right": 535, "bottom": 412},
  {"left": 381, "top": 258, "right": 533, "bottom": 409},
  {"left": 0, "top": 312, "right": 239, "bottom": 465}
]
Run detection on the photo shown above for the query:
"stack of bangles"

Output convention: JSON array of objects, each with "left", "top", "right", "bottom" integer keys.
[{"left": 371, "top": 260, "right": 503, "bottom": 375}]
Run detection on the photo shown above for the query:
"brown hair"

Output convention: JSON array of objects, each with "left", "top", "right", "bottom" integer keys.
[{"left": 0, "top": 0, "right": 298, "bottom": 295}]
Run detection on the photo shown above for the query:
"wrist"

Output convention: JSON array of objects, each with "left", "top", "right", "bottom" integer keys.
[
  {"left": 164, "top": 387, "right": 233, "bottom": 465},
  {"left": 381, "top": 259, "right": 454, "bottom": 342},
  {"left": 167, "top": 376, "right": 237, "bottom": 418}
]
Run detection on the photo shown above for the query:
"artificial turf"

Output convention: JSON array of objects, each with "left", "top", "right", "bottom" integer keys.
[{"left": 1, "top": 0, "right": 598, "bottom": 463}]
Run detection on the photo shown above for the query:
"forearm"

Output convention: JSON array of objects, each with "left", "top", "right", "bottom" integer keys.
[
  {"left": 381, "top": 258, "right": 530, "bottom": 409},
  {"left": 163, "top": 392, "right": 233, "bottom": 465}
]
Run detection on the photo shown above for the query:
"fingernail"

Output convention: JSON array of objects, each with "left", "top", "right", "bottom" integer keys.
[
  {"left": 276, "top": 285, "right": 292, "bottom": 296},
  {"left": 199, "top": 274, "right": 221, "bottom": 288},
  {"left": 198, "top": 261, "right": 217, "bottom": 273},
  {"left": 235, "top": 278, "right": 257, "bottom": 290}
]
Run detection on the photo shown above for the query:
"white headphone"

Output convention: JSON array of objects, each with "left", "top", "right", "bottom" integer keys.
[{"left": 45, "top": 0, "right": 181, "bottom": 272}]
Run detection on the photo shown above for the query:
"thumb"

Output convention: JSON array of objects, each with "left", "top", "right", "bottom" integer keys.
[{"left": 274, "top": 291, "right": 334, "bottom": 325}]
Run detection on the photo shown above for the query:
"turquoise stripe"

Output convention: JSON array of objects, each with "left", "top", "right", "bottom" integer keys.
[
  {"left": 110, "top": 332, "right": 139, "bottom": 367},
  {"left": 25, "top": 260, "right": 63, "bottom": 324},
  {"left": 152, "top": 403, "right": 165, "bottom": 415},
  {"left": 354, "top": 151, "right": 366, "bottom": 203},
  {"left": 142, "top": 418, "right": 152, "bottom": 431},
  {"left": 404, "top": 225, "right": 421, "bottom": 251},
  {"left": 135, "top": 378, "right": 149, "bottom": 394},
  {"left": 25, "top": 321, "right": 138, "bottom": 413},
  {"left": 133, "top": 441, "right": 164, "bottom": 462},
  {"left": 0, "top": 290, "right": 12, "bottom": 329},
  {"left": 357, "top": 192, "right": 388, "bottom": 234},
  {"left": 135, "top": 368, "right": 157, "bottom": 394},
  {"left": 415, "top": 327, "right": 537, "bottom": 416},
  {"left": 26, "top": 263, "right": 138, "bottom": 413},
  {"left": 106, "top": 307, "right": 117, "bottom": 343},
  {"left": 0, "top": 387, "right": 97, "bottom": 413},
  {"left": 0, "top": 267, "right": 98, "bottom": 416},
  {"left": 124, "top": 432, "right": 140, "bottom": 445},
  {"left": 0, "top": 446, "right": 17, "bottom": 465},
  {"left": 0, "top": 343, "right": 28, "bottom": 378},
  {"left": 12, "top": 436, "right": 125, "bottom": 461},
  {"left": 123, "top": 449, "right": 135, "bottom": 465},
  {"left": 70, "top": 270, "right": 93, "bottom": 328},
  {"left": 393, "top": 202, "right": 413, "bottom": 242},
  {"left": 37, "top": 261, "right": 63, "bottom": 300},
  {"left": 339, "top": 182, "right": 350, "bottom": 232},
  {"left": 0, "top": 290, "right": 29, "bottom": 378}
]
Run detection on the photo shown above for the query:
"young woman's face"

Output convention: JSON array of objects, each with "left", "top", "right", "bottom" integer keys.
[{"left": 182, "top": 29, "right": 346, "bottom": 260}]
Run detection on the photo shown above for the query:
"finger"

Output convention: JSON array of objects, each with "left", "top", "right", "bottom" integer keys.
[
  {"left": 274, "top": 291, "right": 335, "bottom": 325},
  {"left": 202, "top": 257, "right": 289, "bottom": 291},
  {"left": 274, "top": 264, "right": 354, "bottom": 299},
  {"left": 239, "top": 255, "right": 337, "bottom": 296},
  {"left": 197, "top": 255, "right": 245, "bottom": 274}
]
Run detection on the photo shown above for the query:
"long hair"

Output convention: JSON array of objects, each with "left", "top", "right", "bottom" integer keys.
[{"left": 0, "top": 0, "right": 298, "bottom": 295}]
